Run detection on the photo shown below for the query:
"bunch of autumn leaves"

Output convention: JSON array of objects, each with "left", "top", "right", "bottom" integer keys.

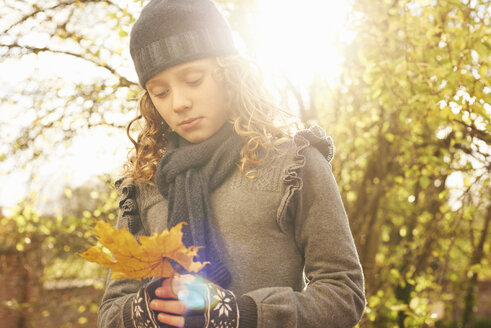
[{"left": 80, "top": 221, "right": 208, "bottom": 279}]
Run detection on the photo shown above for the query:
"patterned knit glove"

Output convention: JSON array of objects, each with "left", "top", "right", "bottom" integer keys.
[
  {"left": 179, "top": 277, "right": 240, "bottom": 328},
  {"left": 130, "top": 278, "right": 169, "bottom": 328}
]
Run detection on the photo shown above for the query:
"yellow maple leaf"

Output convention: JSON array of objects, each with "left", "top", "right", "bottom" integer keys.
[{"left": 80, "top": 221, "right": 208, "bottom": 280}]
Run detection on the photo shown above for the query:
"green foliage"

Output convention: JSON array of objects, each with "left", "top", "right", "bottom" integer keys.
[
  {"left": 1, "top": 174, "right": 118, "bottom": 274},
  {"left": 0, "top": 175, "right": 118, "bottom": 326},
  {"left": 319, "top": 0, "right": 490, "bottom": 326}
]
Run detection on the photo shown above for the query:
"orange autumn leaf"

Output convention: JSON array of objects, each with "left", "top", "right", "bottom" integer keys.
[{"left": 80, "top": 221, "right": 208, "bottom": 280}]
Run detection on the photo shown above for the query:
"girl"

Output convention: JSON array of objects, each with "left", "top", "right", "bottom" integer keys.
[{"left": 98, "top": 0, "right": 365, "bottom": 327}]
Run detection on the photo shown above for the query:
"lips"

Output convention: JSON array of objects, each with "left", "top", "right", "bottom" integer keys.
[
  {"left": 179, "top": 117, "right": 201, "bottom": 126},
  {"left": 178, "top": 117, "right": 203, "bottom": 130}
]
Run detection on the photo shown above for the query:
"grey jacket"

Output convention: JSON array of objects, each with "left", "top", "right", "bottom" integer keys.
[{"left": 98, "top": 127, "right": 366, "bottom": 328}]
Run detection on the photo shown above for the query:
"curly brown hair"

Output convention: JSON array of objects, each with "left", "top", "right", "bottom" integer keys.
[{"left": 123, "top": 55, "right": 295, "bottom": 185}]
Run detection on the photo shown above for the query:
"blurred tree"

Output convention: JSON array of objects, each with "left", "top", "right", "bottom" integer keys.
[
  {"left": 0, "top": 0, "right": 139, "bottom": 181},
  {"left": 0, "top": 175, "right": 118, "bottom": 327},
  {"left": 316, "top": 0, "right": 490, "bottom": 326}
]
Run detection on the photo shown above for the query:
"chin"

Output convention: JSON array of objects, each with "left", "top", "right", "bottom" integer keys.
[{"left": 182, "top": 133, "right": 209, "bottom": 144}]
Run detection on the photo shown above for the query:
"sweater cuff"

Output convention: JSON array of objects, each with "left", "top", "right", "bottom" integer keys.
[
  {"left": 237, "top": 295, "right": 257, "bottom": 328},
  {"left": 122, "top": 294, "right": 135, "bottom": 328},
  {"left": 123, "top": 279, "right": 165, "bottom": 328}
]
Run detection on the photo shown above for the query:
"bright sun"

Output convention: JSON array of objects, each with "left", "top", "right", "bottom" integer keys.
[{"left": 254, "top": 0, "right": 353, "bottom": 86}]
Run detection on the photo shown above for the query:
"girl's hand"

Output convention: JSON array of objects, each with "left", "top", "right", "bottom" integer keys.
[
  {"left": 150, "top": 274, "right": 197, "bottom": 327},
  {"left": 147, "top": 274, "right": 240, "bottom": 328}
]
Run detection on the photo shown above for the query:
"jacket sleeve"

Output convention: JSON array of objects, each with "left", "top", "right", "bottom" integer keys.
[
  {"left": 98, "top": 276, "right": 142, "bottom": 328},
  {"left": 243, "top": 136, "right": 366, "bottom": 327},
  {"left": 97, "top": 178, "right": 147, "bottom": 328}
]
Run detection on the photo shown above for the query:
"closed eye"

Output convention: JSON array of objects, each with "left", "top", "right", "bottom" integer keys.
[
  {"left": 186, "top": 77, "right": 203, "bottom": 86},
  {"left": 155, "top": 90, "right": 169, "bottom": 98}
]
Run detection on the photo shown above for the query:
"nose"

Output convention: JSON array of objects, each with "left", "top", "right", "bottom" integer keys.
[{"left": 172, "top": 87, "right": 192, "bottom": 112}]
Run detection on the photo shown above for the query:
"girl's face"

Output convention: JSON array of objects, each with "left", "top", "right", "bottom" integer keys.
[{"left": 146, "top": 58, "right": 229, "bottom": 144}]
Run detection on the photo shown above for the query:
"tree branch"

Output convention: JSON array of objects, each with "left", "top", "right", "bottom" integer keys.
[
  {"left": 1, "top": 42, "right": 135, "bottom": 87},
  {"left": 453, "top": 119, "right": 491, "bottom": 145}
]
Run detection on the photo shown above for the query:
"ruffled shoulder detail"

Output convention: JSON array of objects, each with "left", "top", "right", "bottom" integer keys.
[
  {"left": 276, "top": 125, "right": 335, "bottom": 231},
  {"left": 114, "top": 177, "right": 141, "bottom": 235},
  {"left": 293, "top": 125, "right": 335, "bottom": 163}
]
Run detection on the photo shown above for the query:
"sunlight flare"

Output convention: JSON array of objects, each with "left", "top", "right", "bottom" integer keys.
[{"left": 255, "top": 0, "right": 353, "bottom": 85}]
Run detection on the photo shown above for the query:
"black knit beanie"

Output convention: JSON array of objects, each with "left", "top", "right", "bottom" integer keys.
[{"left": 130, "top": 0, "right": 238, "bottom": 88}]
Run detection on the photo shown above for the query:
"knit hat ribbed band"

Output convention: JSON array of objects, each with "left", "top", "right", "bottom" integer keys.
[{"left": 130, "top": 0, "right": 238, "bottom": 88}]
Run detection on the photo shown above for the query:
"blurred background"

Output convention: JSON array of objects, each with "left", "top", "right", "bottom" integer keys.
[{"left": 0, "top": 0, "right": 489, "bottom": 327}]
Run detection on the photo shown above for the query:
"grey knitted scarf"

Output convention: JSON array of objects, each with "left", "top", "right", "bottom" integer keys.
[{"left": 155, "top": 124, "right": 242, "bottom": 288}]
